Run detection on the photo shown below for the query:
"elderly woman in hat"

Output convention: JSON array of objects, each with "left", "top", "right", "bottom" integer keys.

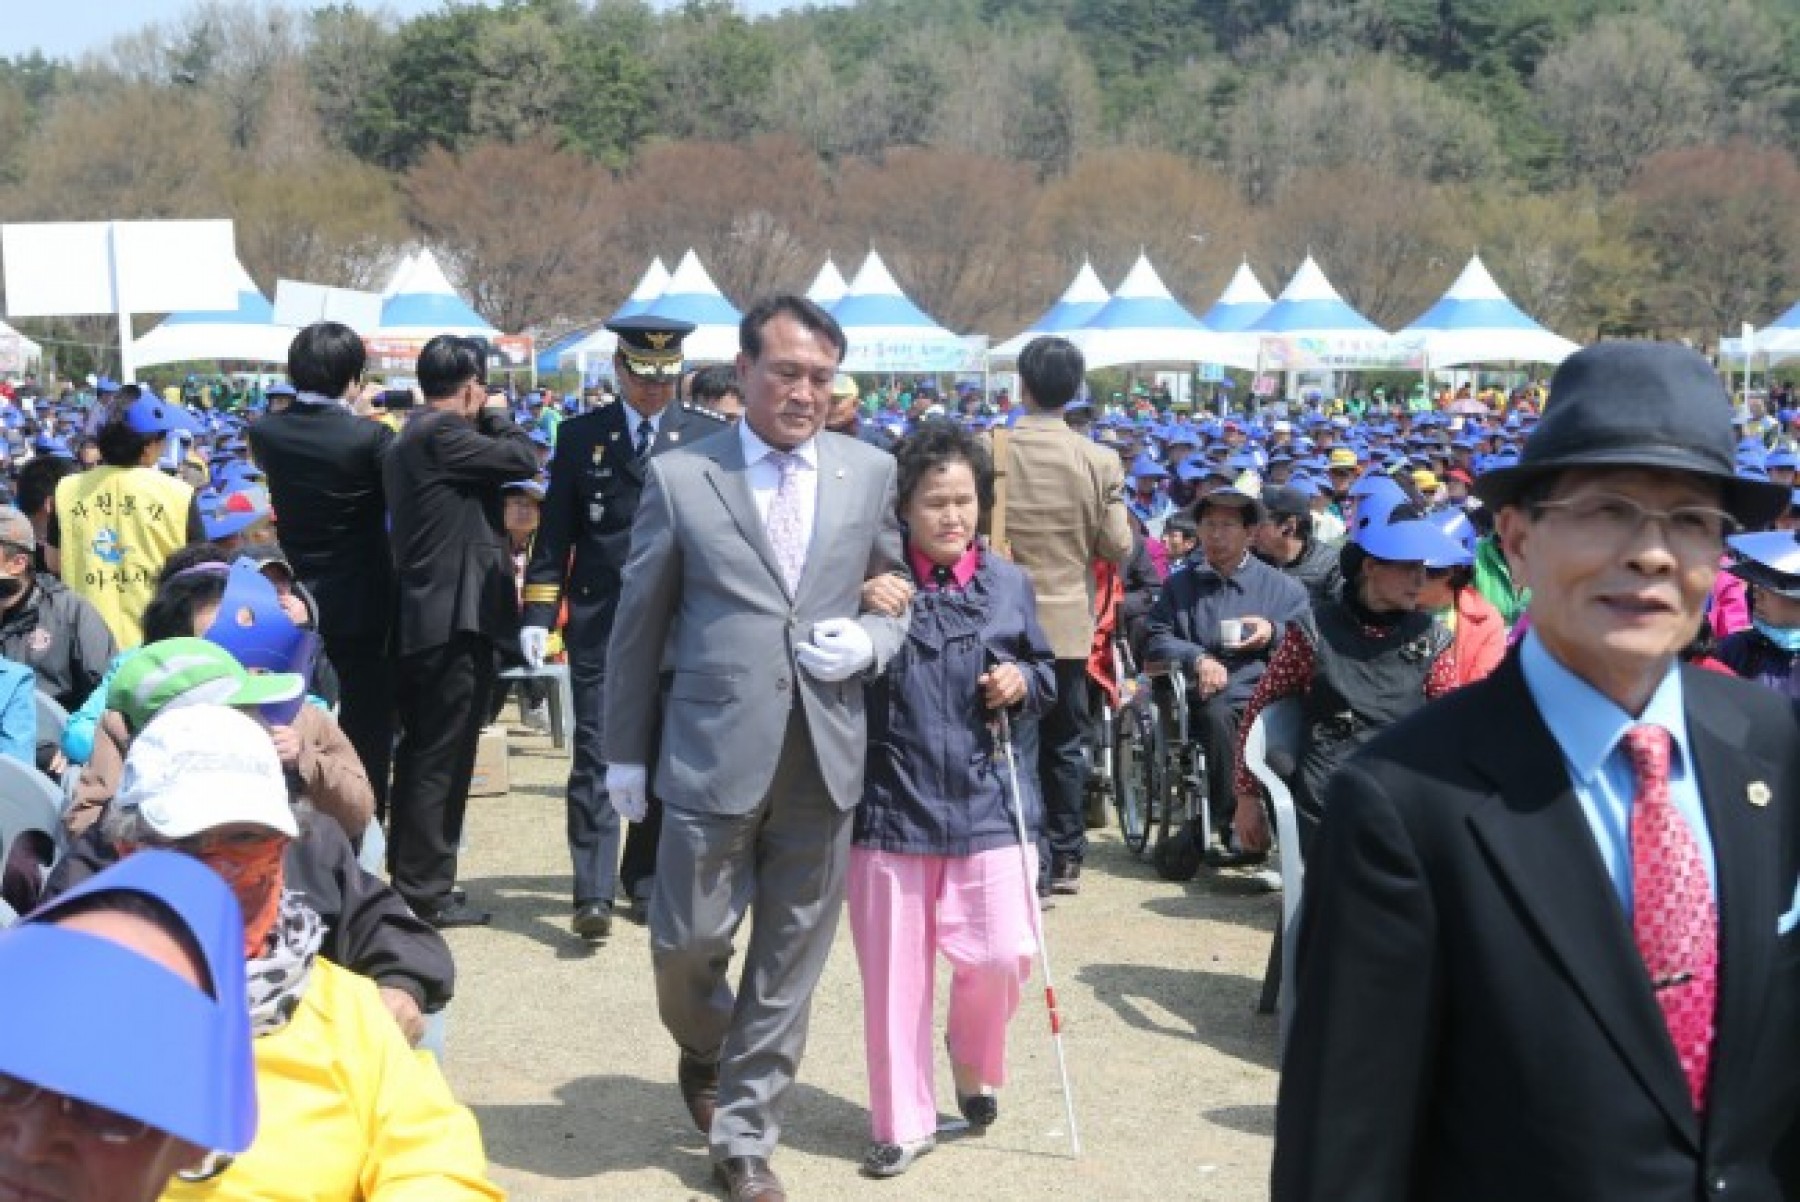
[
  {"left": 850, "top": 420, "right": 1056, "bottom": 1177},
  {"left": 1232, "top": 496, "right": 1464, "bottom": 854},
  {"left": 95, "top": 706, "right": 502, "bottom": 1200}
]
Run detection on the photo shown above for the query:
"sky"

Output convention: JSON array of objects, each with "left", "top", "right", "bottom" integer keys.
[{"left": 1, "top": 0, "right": 806, "bottom": 61}]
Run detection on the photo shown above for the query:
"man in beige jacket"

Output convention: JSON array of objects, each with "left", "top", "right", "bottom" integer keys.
[{"left": 996, "top": 336, "right": 1132, "bottom": 897}]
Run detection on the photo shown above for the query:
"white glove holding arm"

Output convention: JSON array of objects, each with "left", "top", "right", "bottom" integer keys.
[
  {"left": 604, "top": 764, "right": 649, "bottom": 823},
  {"left": 519, "top": 625, "right": 549, "bottom": 668},
  {"left": 794, "top": 617, "right": 876, "bottom": 683}
]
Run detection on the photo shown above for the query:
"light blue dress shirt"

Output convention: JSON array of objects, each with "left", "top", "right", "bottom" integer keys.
[{"left": 1518, "top": 631, "right": 1716, "bottom": 918}]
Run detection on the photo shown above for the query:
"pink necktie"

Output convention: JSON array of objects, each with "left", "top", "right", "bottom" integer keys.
[
  {"left": 765, "top": 452, "right": 806, "bottom": 593},
  {"left": 1624, "top": 723, "right": 1717, "bottom": 1114}
]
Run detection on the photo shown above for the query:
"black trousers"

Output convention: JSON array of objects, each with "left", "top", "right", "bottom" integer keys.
[
  {"left": 388, "top": 633, "right": 496, "bottom": 911},
  {"left": 1036, "top": 658, "right": 1092, "bottom": 871},
  {"left": 324, "top": 632, "right": 395, "bottom": 818},
  {"left": 1196, "top": 692, "right": 1245, "bottom": 835}
]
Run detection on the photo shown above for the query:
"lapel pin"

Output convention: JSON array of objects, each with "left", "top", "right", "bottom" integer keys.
[
  {"left": 668, "top": 431, "right": 680, "bottom": 443},
  {"left": 609, "top": 430, "right": 620, "bottom": 442},
  {"left": 1748, "top": 781, "right": 1771, "bottom": 807}
]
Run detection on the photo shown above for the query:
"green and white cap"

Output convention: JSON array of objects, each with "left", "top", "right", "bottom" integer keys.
[{"left": 107, "top": 638, "right": 305, "bottom": 732}]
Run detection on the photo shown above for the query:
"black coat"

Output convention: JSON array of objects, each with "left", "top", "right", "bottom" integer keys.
[
  {"left": 384, "top": 406, "right": 538, "bottom": 657},
  {"left": 248, "top": 405, "right": 397, "bottom": 643},
  {"left": 47, "top": 814, "right": 455, "bottom": 1011},
  {"left": 522, "top": 400, "right": 728, "bottom": 654},
  {"left": 1274, "top": 652, "right": 1800, "bottom": 1202}
]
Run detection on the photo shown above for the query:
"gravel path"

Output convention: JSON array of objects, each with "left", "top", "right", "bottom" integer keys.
[{"left": 440, "top": 722, "right": 1280, "bottom": 1200}]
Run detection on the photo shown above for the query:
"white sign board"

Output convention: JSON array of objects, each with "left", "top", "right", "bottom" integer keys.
[
  {"left": 2, "top": 221, "right": 238, "bottom": 317},
  {"left": 273, "top": 279, "right": 385, "bottom": 333}
]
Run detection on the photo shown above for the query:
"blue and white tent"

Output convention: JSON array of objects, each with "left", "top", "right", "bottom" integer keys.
[
  {"left": 806, "top": 257, "right": 849, "bottom": 308},
  {"left": 535, "top": 326, "right": 599, "bottom": 376},
  {"left": 992, "top": 261, "right": 1110, "bottom": 360},
  {"left": 133, "top": 260, "right": 296, "bottom": 367},
  {"left": 374, "top": 249, "right": 497, "bottom": 338},
  {"left": 1065, "top": 254, "right": 1239, "bottom": 370},
  {"left": 610, "top": 257, "right": 671, "bottom": 323},
  {"left": 832, "top": 251, "right": 971, "bottom": 373},
  {"left": 640, "top": 250, "right": 742, "bottom": 363},
  {"left": 1401, "top": 254, "right": 1578, "bottom": 368},
  {"left": 1248, "top": 255, "right": 1384, "bottom": 339},
  {"left": 1200, "top": 262, "right": 1273, "bottom": 333},
  {"left": 1726, "top": 298, "right": 1800, "bottom": 365}
]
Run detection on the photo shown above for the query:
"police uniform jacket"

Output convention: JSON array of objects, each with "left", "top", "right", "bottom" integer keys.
[{"left": 522, "top": 399, "right": 728, "bottom": 652}]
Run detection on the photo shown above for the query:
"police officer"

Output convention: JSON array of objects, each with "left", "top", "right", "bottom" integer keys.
[{"left": 519, "top": 316, "right": 729, "bottom": 943}]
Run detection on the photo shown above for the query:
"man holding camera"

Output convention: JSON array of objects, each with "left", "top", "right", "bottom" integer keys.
[{"left": 385, "top": 334, "right": 539, "bottom": 928}]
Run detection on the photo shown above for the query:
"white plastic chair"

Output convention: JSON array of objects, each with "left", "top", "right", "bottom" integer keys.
[
  {"left": 497, "top": 663, "right": 574, "bottom": 751},
  {"left": 0, "top": 756, "right": 64, "bottom": 923},
  {"left": 1244, "top": 698, "right": 1306, "bottom": 1056},
  {"left": 33, "top": 691, "right": 68, "bottom": 749}
]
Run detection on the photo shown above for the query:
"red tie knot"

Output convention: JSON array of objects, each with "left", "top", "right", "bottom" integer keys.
[{"left": 1624, "top": 724, "right": 1672, "bottom": 793}]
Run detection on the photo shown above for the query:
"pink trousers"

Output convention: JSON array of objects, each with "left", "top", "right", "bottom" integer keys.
[{"left": 847, "top": 845, "right": 1039, "bottom": 1143}]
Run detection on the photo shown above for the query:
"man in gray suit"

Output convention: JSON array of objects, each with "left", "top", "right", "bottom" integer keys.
[{"left": 603, "top": 295, "right": 909, "bottom": 1202}]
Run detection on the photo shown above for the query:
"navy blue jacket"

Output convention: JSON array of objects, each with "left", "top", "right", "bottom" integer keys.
[
  {"left": 1143, "top": 551, "right": 1310, "bottom": 707},
  {"left": 857, "top": 549, "right": 1056, "bottom": 856}
]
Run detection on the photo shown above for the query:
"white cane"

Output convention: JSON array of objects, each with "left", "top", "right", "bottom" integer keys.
[{"left": 992, "top": 704, "right": 1082, "bottom": 1158}]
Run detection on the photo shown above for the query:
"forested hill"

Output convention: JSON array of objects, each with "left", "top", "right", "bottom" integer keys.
[{"left": 3, "top": 0, "right": 1798, "bottom": 353}]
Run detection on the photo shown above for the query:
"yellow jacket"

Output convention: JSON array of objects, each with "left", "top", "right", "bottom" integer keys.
[
  {"left": 163, "top": 958, "right": 504, "bottom": 1202},
  {"left": 55, "top": 465, "right": 194, "bottom": 648}
]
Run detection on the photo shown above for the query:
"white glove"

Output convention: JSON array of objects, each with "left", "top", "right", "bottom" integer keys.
[
  {"left": 605, "top": 764, "right": 649, "bottom": 823},
  {"left": 519, "top": 626, "right": 549, "bottom": 668},
  {"left": 795, "top": 617, "right": 876, "bottom": 683}
]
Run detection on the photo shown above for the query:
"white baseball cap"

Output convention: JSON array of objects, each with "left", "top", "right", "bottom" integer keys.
[{"left": 115, "top": 706, "right": 298, "bottom": 840}]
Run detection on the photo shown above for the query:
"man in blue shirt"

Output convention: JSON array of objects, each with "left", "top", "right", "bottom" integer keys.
[{"left": 1273, "top": 342, "right": 1800, "bottom": 1202}]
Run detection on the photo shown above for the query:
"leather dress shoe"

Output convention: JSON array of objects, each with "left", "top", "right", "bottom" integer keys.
[
  {"left": 422, "top": 899, "right": 491, "bottom": 929},
  {"left": 677, "top": 1052, "right": 719, "bottom": 1135},
  {"left": 572, "top": 901, "right": 612, "bottom": 942},
  {"left": 713, "top": 1155, "right": 786, "bottom": 1202},
  {"left": 1049, "top": 860, "right": 1082, "bottom": 895}
]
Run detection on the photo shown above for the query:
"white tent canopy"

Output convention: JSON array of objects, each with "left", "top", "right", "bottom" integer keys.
[
  {"left": 1065, "top": 254, "right": 1242, "bottom": 370},
  {"left": 1401, "top": 254, "right": 1579, "bottom": 368},
  {"left": 609, "top": 256, "right": 671, "bottom": 323},
  {"left": 832, "top": 251, "right": 974, "bottom": 373},
  {"left": 132, "top": 259, "right": 296, "bottom": 367},
  {"left": 373, "top": 249, "right": 497, "bottom": 338},
  {"left": 806, "top": 257, "right": 849, "bottom": 308},
  {"left": 992, "top": 261, "right": 1110, "bottom": 360},
  {"left": 639, "top": 249, "right": 742, "bottom": 364}
]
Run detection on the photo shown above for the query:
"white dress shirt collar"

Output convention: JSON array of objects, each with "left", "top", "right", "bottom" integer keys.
[{"left": 739, "top": 418, "right": 819, "bottom": 469}]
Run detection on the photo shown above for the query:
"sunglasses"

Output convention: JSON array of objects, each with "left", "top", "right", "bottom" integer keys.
[{"left": 0, "top": 1070, "right": 150, "bottom": 1144}]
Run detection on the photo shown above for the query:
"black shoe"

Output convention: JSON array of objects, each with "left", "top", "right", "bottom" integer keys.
[
  {"left": 957, "top": 1090, "right": 999, "bottom": 1130},
  {"left": 1049, "top": 860, "right": 1082, "bottom": 895},
  {"left": 713, "top": 1155, "right": 786, "bottom": 1202},
  {"left": 421, "top": 899, "right": 491, "bottom": 929},
  {"left": 572, "top": 901, "right": 612, "bottom": 943},
  {"left": 678, "top": 1052, "right": 719, "bottom": 1135}
]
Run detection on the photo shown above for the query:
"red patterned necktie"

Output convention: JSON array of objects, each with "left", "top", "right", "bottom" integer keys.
[{"left": 1624, "top": 723, "right": 1717, "bottom": 1114}]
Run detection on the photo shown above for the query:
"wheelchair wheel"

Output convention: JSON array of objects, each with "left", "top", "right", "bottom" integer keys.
[
  {"left": 1114, "top": 705, "right": 1155, "bottom": 856},
  {"left": 1152, "top": 822, "right": 1203, "bottom": 881}
]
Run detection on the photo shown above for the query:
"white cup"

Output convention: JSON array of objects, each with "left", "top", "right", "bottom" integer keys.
[{"left": 1220, "top": 618, "right": 1245, "bottom": 648}]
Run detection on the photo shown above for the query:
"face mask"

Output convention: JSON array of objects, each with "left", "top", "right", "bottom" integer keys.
[
  {"left": 1753, "top": 618, "right": 1800, "bottom": 653},
  {"left": 198, "top": 838, "right": 288, "bottom": 957},
  {"left": 0, "top": 574, "right": 23, "bottom": 602}
]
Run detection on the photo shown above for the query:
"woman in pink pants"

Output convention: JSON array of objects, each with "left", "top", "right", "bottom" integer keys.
[{"left": 850, "top": 421, "right": 1057, "bottom": 1177}]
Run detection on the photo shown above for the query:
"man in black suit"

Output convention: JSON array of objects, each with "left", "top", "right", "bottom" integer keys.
[
  {"left": 384, "top": 335, "right": 539, "bottom": 928},
  {"left": 249, "top": 322, "right": 397, "bottom": 812},
  {"left": 521, "top": 316, "right": 728, "bottom": 942},
  {"left": 1271, "top": 342, "right": 1800, "bottom": 1201}
]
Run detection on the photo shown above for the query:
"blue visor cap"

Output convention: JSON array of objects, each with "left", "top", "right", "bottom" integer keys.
[
  {"left": 123, "top": 398, "right": 199, "bottom": 437},
  {"left": 1360, "top": 514, "right": 1468, "bottom": 564},
  {"left": 0, "top": 850, "right": 256, "bottom": 1153}
]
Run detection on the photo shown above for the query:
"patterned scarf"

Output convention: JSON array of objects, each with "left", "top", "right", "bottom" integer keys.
[{"left": 247, "top": 891, "right": 324, "bottom": 1037}]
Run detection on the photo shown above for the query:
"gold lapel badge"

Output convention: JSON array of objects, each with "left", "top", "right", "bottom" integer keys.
[{"left": 1748, "top": 781, "right": 1772, "bottom": 807}]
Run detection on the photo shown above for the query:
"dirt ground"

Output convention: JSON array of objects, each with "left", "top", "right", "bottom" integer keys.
[{"left": 440, "top": 718, "right": 1281, "bottom": 1201}]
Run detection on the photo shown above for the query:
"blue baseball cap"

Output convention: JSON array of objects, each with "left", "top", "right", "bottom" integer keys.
[
  {"left": 0, "top": 850, "right": 256, "bottom": 1153},
  {"left": 123, "top": 397, "right": 199, "bottom": 437}
]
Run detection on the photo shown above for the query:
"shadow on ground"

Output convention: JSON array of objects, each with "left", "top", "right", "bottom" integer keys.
[
  {"left": 476, "top": 1076, "right": 870, "bottom": 1184},
  {"left": 1076, "top": 964, "right": 1278, "bottom": 1071}
]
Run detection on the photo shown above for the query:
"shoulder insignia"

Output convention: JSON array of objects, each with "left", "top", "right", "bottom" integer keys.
[{"left": 681, "top": 401, "right": 730, "bottom": 424}]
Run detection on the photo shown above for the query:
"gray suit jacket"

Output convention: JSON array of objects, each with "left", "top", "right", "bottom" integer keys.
[{"left": 602, "top": 427, "right": 908, "bottom": 814}]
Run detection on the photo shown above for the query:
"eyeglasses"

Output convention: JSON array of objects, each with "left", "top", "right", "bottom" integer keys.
[
  {"left": 0, "top": 1071, "right": 151, "bottom": 1144},
  {"left": 1531, "top": 493, "right": 1739, "bottom": 557}
]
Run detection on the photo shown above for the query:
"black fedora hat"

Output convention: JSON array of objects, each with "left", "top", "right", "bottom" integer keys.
[{"left": 1473, "top": 341, "right": 1788, "bottom": 528}]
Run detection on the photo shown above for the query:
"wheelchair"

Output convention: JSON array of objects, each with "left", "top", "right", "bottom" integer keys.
[
  {"left": 1081, "top": 640, "right": 1125, "bottom": 832},
  {"left": 1112, "top": 655, "right": 1211, "bottom": 881}
]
